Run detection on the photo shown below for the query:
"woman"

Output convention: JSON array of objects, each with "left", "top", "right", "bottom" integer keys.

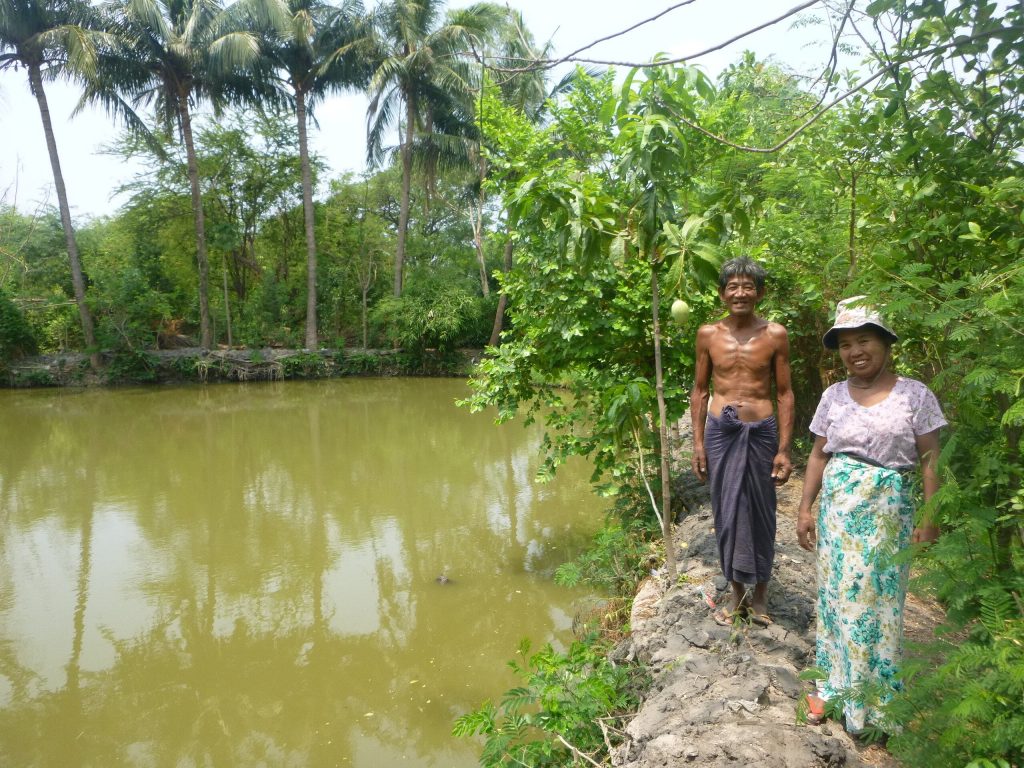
[{"left": 797, "top": 297, "right": 946, "bottom": 733}]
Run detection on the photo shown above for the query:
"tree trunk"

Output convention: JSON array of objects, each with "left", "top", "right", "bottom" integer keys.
[
  {"left": 362, "top": 282, "right": 370, "bottom": 348},
  {"left": 395, "top": 98, "right": 415, "bottom": 297},
  {"left": 487, "top": 239, "right": 514, "bottom": 348},
  {"left": 179, "top": 99, "right": 213, "bottom": 349},
  {"left": 651, "top": 266, "right": 677, "bottom": 579},
  {"left": 297, "top": 89, "right": 318, "bottom": 350},
  {"left": 28, "top": 63, "right": 98, "bottom": 367},
  {"left": 222, "top": 257, "right": 233, "bottom": 348}
]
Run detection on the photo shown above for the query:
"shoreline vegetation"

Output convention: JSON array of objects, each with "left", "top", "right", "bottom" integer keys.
[{"left": 1, "top": 347, "right": 483, "bottom": 387}]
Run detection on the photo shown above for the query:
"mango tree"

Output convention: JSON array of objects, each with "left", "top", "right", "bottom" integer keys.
[{"left": 466, "top": 67, "right": 736, "bottom": 579}]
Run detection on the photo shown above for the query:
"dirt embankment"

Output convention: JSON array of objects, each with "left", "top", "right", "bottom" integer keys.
[
  {"left": 3, "top": 347, "right": 482, "bottom": 386},
  {"left": 610, "top": 446, "right": 943, "bottom": 767}
]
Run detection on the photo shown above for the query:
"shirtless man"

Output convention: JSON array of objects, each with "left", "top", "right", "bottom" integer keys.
[{"left": 690, "top": 257, "right": 794, "bottom": 626}]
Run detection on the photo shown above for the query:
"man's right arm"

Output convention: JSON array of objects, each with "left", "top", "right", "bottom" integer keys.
[{"left": 690, "top": 325, "right": 713, "bottom": 482}]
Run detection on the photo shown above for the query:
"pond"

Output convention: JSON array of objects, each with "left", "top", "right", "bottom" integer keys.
[{"left": 0, "top": 378, "right": 604, "bottom": 767}]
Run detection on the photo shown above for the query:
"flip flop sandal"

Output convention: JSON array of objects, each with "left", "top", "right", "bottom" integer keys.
[
  {"left": 749, "top": 613, "right": 773, "bottom": 627},
  {"left": 713, "top": 607, "right": 744, "bottom": 626},
  {"left": 806, "top": 693, "right": 825, "bottom": 725}
]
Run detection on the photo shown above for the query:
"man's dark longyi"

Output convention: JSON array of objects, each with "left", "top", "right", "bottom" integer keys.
[{"left": 704, "top": 404, "right": 778, "bottom": 584}]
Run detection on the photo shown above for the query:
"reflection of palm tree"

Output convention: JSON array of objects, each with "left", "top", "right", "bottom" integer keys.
[
  {"left": 66, "top": 492, "right": 93, "bottom": 692},
  {"left": 50, "top": 474, "right": 94, "bottom": 763},
  {"left": 306, "top": 395, "right": 328, "bottom": 636},
  {"left": 0, "top": 383, "right": 599, "bottom": 764},
  {"left": 0, "top": 0, "right": 98, "bottom": 361}
]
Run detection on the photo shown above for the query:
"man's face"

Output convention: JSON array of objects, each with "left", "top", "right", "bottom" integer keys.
[{"left": 718, "top": 274, "right": 763, "bottom": 317}]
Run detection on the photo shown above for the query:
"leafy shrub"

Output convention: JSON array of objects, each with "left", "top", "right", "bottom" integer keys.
[
  {"left": 453, "top": 636, "right": 644, "bottom": 767},
  {"left": 886, "top": 590, "right": 1024, "bottom": 766},
  {"left": 555, "top": 521, "right": 656, "bottom": 598},
  {"left": 0, "top": 289, "right": 37, "bottom": 364},
  {"left": 555, "top": 475, "right": 663, "bottom": 596},
  {"left": 10, "top": 367, "right": 55, "bottom": 387},
  {"left": 280, "top": 351, "right": 329, "bottom": 378},
  {"left": 88, "top": 258, "right": 174, "bottom": 353},
  {"left": 104, "top": 349, "right": 158, "bottom": 384},
  {"left": 27, "top": 292, "right": 82, "bottom": 353},
  {"left": 370, "top": 284, "right": 488, "bottom": 352}
]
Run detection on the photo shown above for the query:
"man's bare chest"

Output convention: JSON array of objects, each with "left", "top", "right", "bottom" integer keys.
[{"left": 711, "top": 332, "right": 775, "bottom": 373}]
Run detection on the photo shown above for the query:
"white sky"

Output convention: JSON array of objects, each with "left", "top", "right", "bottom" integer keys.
[{"left": 0, "top": 0, "right": 835, "bottom": 219}]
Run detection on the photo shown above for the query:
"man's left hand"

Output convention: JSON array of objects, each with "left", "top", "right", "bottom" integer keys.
[{"left": 771, "top": 453, "right": 793, "bottom": 485}]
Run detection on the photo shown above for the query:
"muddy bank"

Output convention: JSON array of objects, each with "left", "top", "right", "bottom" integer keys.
[
  {"left": 2, "top": 347, "right": 483, "bottom": 387},
  {"left": 610, "top": 456, "right": 941, "bottom": 767}
]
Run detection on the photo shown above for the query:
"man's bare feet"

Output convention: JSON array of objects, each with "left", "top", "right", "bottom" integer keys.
[{"left": 749, "top": 583, "right": 772, "bottom": 627}]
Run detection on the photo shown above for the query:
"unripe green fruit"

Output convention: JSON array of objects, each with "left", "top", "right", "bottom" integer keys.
[{"left": 670, "top": 299, "right": 691, "bottom": 326}]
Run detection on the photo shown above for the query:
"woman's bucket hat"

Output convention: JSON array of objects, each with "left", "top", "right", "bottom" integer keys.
[{"left": 822, "top": 296, "right": 899, "bottom": 349}]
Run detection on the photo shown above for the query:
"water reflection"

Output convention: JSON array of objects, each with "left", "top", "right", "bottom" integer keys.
[{"left": 0, "top": 379, "right": 601, "bottom": 767}]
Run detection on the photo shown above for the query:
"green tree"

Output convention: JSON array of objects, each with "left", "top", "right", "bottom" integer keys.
[
  {"left": 0, "top": 286, "right": 37, "bottom": 365},
  {"left": 319, "top": 171, "right": 392, "bottom": 347},
  {"left": 0, "top": 0, "right": 99, "bottom": 361},
  {"left": 365, "top": 0, "right": 503, "bottom": 297},
  {"left": 818, "top": 2, "right": 1024, "bottom": 762},
  {"left": 257, "top": 0, "right": 370, "bottom": 349},
  {"left": 107, "top": 110, "right": 306, "bottom": 348},
  {"left": 88, "top": 0, "right": 267, "bottom": 348},
  {"left": 473, "top": 11, "right": 589, "bottom": 346},
  {"left": 198, "top": 113, "right": 303, "bottom": 343},
  {"left": 465, "top": 68, "right": 731, "bottom": 581}
]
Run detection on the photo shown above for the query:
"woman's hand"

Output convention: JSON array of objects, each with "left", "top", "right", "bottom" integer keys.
[
  {"left": 796, "top": 436, "right": 829, "bottom": 552},
  {"left": 913, "top": 430, "right": 942, "bottom": 547},
  {"left": 912, "top": 524, "right": 940, "bottom": 545},
  {"left": 797, "top": 508, "right": 816, "bottom": 551}
]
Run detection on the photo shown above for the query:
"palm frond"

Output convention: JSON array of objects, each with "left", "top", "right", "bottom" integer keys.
[
  {"left": 207, "top": 29, "right": 259, "bottom": 72},
  {"left": 366, "top": 82, "right": 398, "bottom": 166},
  {"left": 125, "top": 0, "right": 172, "bottom": 46}
]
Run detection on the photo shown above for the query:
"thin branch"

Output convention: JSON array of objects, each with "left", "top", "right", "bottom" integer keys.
[
  {"left": 554, "top": 0, "right": 700, "bottom": 66},
  {"left": 479, "top": 0, "right": 820, "bottom": 73},
  {"left": 633, "top": 426, "right": 665, "bottom": 532},
  {"left": 799, "top": 0, "right": 856, "bottom": 117},
  {"left": 555, "top": 734, "right": 603, "bottom": 768},
  {"left": 598, "top": 718, "right": 614, "bottom": 756},
  {"left": 666, "top": 26, "right": 1024, "bottom": 154}
]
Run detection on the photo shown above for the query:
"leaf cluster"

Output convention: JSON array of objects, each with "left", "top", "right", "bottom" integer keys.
[{"left": 452, "top": 635, "right": 643, "bottom": 767}]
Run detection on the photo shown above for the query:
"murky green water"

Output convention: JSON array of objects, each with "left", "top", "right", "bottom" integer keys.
[{"left": 0, "top": 378, "right": 603, "bottom": 767}]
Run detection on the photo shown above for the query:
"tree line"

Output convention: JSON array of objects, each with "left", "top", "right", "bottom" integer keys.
[{"left": 1, "top": 0, "right": 554, "bottom": 361}]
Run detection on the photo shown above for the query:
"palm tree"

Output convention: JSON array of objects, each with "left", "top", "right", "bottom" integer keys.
[
  {"left": 365, "top": 0, "right": 502, "bottom": 298},
  {"left": 478, "top": 10, "right": 586, "bottom": 347},
  {"left": 256, "top": 0, "right": 369, "bottom": 350},
  {"left": 0, "top": 0, "right": 99, "bottom": 361},
  {"left": 87, "top": 0, "right": 267, "bottom": 349}
]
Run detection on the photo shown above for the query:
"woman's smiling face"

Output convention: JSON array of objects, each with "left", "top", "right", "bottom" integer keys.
[{"left": 836, "top": 327, "right": 889, "bottom": 381}]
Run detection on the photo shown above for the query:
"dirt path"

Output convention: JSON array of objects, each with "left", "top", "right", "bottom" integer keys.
[{"left": 610, "top": 451, "right": 945, "bottom": 767}]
